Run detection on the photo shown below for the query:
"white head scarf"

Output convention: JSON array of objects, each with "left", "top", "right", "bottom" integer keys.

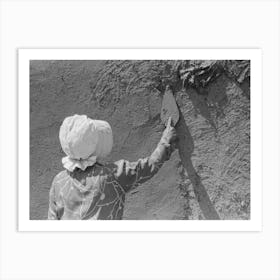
[{"left": 59, "top": 114, "right": 113, "bottom": 172}]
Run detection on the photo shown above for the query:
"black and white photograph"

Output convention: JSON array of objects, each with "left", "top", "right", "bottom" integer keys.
[
  {"left": 2, "top": 1, "right": 279, "bottom": 279},
  {"left": 29, "top": 58, "right": 251, "bottom": 221}
]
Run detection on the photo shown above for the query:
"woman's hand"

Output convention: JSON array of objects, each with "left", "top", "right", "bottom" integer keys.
[{"left": 162, "top": 117, "right": 177, "bottom": 144}]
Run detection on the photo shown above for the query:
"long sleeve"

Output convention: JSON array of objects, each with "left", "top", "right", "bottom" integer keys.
[
  {"left": 48, "top": 184, "right": 58, "bottom": 220},
  {"left": 112, "top": 137, "right": 173, "bottom": 192}
]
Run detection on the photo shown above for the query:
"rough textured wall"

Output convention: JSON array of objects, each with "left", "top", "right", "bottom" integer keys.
[{"left": 30, "top": 60, "right": 250, "bottom": 220}]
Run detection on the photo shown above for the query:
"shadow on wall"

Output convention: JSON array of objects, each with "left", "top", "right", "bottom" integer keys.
[
  {"left": 186, "top": 75, "right": 229, "bottom": 131},
  {"left": 176, "top": 109, "right": 220, "bottom": 220}
]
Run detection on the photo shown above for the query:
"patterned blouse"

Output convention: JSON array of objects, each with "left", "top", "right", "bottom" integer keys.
[{"left": 48, "top": 138, "right": 172, "bottom": 220}]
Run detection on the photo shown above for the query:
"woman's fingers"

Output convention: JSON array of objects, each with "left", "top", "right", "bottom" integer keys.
[{"left": 166, "top": 116, "right": 173, "bottom": 128}]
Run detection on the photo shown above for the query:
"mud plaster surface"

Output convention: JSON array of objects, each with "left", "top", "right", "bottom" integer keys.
[{"left": 30, "top": 60, "right": 250, "bottom": 220}]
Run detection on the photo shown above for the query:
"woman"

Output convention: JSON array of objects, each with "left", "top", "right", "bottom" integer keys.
[{"left": 48, "top": 114, "right": 177, "bottom": 220}]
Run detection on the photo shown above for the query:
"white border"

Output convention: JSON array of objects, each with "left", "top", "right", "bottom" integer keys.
[{"left": 18, "top": 49, "right": 262, "bottom": 232}]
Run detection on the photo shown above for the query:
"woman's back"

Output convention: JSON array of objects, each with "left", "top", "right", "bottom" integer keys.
[{"left": 48, "top": 163, "right": 127, "bottom": 220}]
